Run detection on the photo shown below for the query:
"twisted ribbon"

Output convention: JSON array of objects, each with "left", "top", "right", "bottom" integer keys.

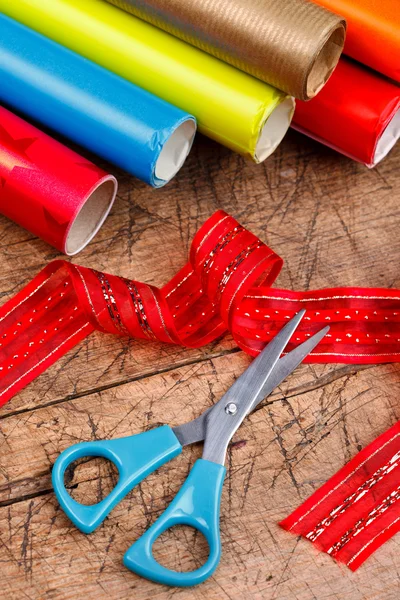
[{"left": 1, "top": 210, "right": 400, "bottom": 407}]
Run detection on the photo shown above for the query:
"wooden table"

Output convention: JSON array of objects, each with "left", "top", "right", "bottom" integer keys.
[{"left": 1, "top": 131, "right": 399, "bottom": 599}]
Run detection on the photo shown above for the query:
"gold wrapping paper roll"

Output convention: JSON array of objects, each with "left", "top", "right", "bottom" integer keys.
[
  {"left": 0, "top": 0, "right": 295, "bottom": 162},
  {"left": 106, "top": 0, "right": 346, "bottom": 100}
]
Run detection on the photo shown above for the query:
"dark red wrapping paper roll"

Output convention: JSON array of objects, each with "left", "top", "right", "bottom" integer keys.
[
  {"left": 0, "top": 105, "right": 117, "bottom": 254},
  {"left": 1, "top": 211, "right": 400, "bottom": 407},
  {"left": 280, "top": 421, "right": 400, "bottom": 571},
  {"left": 292, "top": 58, "right": 400, "bottom": 168}
]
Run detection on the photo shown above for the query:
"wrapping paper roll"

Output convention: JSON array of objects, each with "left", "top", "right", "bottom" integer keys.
[
  {"left": 0, "top": 0, "right": 294, "bottom": 162},
  {"left": 314, "top": 0, "right": 400, "bottom": 83},
  {"left": 0, "top": 15, "right": 196, "bottom": 187},
  {"left": 105, "top": 0, "right": 346, "bottom": 100},
  {"left": 292, "top": 58, "right": 400, "bottom": 168},
  {"left": 0, "top": 105, "right": 117, "bottom": 255}
]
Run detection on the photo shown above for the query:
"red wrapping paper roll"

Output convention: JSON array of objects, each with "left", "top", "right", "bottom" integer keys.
[
  {"left": 292, "top": 58, "right": 400, "bottom": 168},
  {"left": 314, "top": 0, "right": 400, "bottom": 83},
  {"left": 0, "top": 106, "right": 117, "bottom": 254}
]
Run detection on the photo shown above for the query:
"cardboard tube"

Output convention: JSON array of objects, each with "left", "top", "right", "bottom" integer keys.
[
  {"left": 0, "top": 0, "right": 294, "bottom": 162},
  {"left": 106, "top": 0, "right": 346, "bottom": 100},
  {"left": 0, "top": 105, "right": 117, "bottom": 255}
]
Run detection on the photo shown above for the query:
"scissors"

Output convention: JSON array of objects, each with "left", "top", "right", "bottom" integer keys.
[{"left": 52, "top": 310, "right": 328, "bottom": 587}]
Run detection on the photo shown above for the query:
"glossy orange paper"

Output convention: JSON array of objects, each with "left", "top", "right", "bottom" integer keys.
[{"left": 315, "top": 0, "right": 400, "bottom": 82}]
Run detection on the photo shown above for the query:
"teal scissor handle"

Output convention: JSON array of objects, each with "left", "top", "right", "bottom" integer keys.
[
  {"left": 52, "top": 425, "right": 182, "bottom": 534},
  {"left": 123, "top": 459, "right": 226, "bottom": 587}
]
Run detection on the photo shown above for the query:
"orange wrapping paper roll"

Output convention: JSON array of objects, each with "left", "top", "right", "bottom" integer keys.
[{"left": 314, "top": 0, "right": 400, "bottom": 82}]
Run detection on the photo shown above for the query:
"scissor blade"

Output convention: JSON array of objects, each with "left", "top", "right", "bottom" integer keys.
[
  {"left": 249, "top": 324, "right": 330, "bottom": 414},
  {"left": 219, "top": 309, "right": 307, "bottom": 414},
  {"left": 173, "top": 323, "right": 329, "bottom": 448},
  {"left": 200, "top": 310, "right": 309, "bottom": 464}
]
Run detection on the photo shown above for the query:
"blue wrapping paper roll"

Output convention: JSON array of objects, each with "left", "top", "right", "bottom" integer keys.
[{"left": 0, "top": 15, "right": 196, "bottom": 187}]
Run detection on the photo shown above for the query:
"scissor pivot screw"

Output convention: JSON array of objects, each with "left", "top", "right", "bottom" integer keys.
[{"left": 225, "top": 402, "right": 238, "bottom": 416}]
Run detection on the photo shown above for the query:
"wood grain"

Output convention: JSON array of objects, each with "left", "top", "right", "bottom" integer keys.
[{"left": 0, "top": 130, "right": 400, "bottom": 599}]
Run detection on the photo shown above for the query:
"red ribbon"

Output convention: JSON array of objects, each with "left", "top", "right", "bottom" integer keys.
[
  {"left": 1, "top": 210, "right": 400, "bottom": 407},
  {"left": 280, "top": 421, "right": 400, "bottom": 570}
]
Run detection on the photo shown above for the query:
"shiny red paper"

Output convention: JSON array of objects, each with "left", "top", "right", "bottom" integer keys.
[
  {"left": 0, "top": 106, "right": 117, "bottom": 254},
  {"left": 1, "top": 210, "right": 400, "bottom": 407},
  {"left": 280, "top": 421, "right": 400, "bottom": 570},
  {"left": 293, "top": 58, "right": 400, "bottom": 167}
]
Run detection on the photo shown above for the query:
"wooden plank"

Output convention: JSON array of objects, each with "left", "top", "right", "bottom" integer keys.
[{"left": 0, "top": 353, "right": 399, "bottom": 599}]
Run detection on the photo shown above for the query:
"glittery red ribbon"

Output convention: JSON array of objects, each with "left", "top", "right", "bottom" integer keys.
[
  {"left": 1, "top": 210, "right": 400, "bottom": 407},
  {"left": 280, "top": 421, "right": 400, "bottom": 570}
]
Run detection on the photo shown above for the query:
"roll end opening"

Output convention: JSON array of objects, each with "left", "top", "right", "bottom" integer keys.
[
  {"left": 65, "top": 176, "right": 118, "bottom": 255},
  {"left": 255, "top": 96, "right": 295, "bottom": 163},
  {"left": 306, "top": 24, "right": 346, "bottom": 99},
  {"left": 371, "top": 108, "right": 400, "bottom": 167},
  {"left": 155, "top": 119, "right": 197, "bottom": 183}
]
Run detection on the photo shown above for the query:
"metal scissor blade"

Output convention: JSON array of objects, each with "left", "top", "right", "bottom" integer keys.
[
  {"left": 173, "top": 322, "right": 329, "bottom": 448},
  {"left": 218, "top": 309, "right": 307, "bottom": 413},
  {"left": 249, "top": 324, "right": 330, "bottom": 414},
  {"left": 201, "top": 310, "right": 310, "bottom": 464}
]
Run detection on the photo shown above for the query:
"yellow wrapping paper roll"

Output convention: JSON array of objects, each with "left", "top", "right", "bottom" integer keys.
[
  {"left": 106, "top": 0, "right": 346, "bottom": 100},
  {"left": 1, "top": 0, "right": 295, "bottom": 162}
]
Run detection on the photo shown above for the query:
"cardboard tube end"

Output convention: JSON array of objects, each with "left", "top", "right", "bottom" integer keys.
[
  {"left": 371, "top": 109, "right": 400, "bottom": 167},
  {"left": 155, "top": 119, "right": 196, "bottom": 183},
  {"left": 306, "top": 24, "right": 346, "bottom": 99},
  {"left": 255, "top": 97, "right": 295, "bottom": 163},
  {"left": 65, "top": 176, "right": 118, "bottom": 255}
]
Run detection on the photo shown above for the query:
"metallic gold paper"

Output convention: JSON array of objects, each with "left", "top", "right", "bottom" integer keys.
[
  {"left": 106, "top": 0, "right": 346, "bottom": 100},
  {"left": 0, "top": 0, "right": 295, "bottom": 162}
]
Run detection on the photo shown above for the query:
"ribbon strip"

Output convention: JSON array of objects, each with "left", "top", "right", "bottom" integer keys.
[
  {"left": 1, "top": 210, "right": 400, "bottom": 407},
  {"left": 280, "top": 421, "right": 400, "bottom": 570}
]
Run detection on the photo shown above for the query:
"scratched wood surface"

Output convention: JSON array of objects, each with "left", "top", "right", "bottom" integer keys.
[{"left": 1, "top": 131, "right": 400, "bottom": 600}]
